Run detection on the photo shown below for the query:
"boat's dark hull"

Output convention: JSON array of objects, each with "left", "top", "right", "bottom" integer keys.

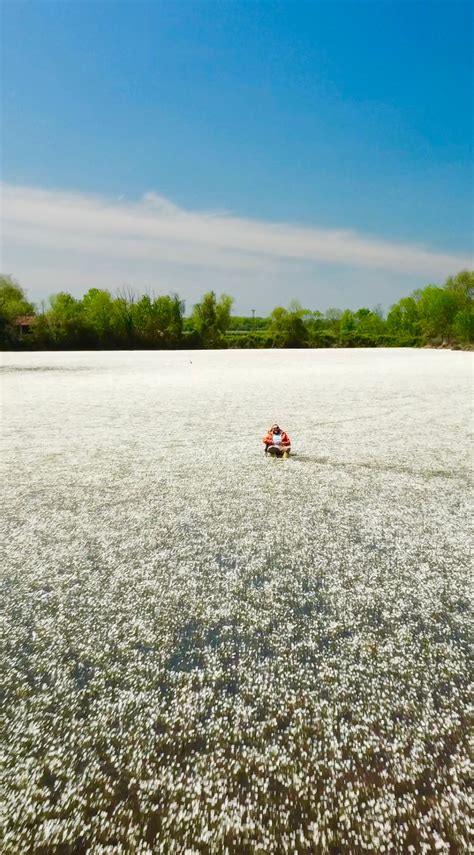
[{"left": 267, "top": 445, "right": 290, "bottom": 458}]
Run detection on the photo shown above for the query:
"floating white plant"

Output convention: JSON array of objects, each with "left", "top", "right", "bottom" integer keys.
[{"left": 1, "top": 349, "right": 472, "bottom": 852}]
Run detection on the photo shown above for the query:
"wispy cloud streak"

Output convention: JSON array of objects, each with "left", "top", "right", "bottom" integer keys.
[{"left": 2, "top": 184, "right": 470, "bottom": 280}]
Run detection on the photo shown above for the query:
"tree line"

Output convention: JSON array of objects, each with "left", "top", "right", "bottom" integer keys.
[{"left": 0, "top": 270, "right": 472, "bottom": 350}]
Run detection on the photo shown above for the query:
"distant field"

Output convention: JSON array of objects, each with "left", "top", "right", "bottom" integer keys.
[{"left": 2, "top": 349, "right": 472, "bottom": 853}]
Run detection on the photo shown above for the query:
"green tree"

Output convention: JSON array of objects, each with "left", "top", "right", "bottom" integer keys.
[
  {"left": 228, "top": 315, "right": 270, "bottom": 332},
  {"left": 452, "top": 307, "right": 474, "bottom": 343},
  {"left": 444, "top": 270, "right": 474, "bottom": 302},
  {"left": 444, "top": 270, "right": 474, "bottom": 344},
  {"left": 386, "top": 297, "right": 420, "bottom": 343},
  {"left": 0, "top": 276, "right": 35, "bottom": 347},
  {"left": 339, "top": 309, "right": 356, "bottom": 344},
  {"left": 114, "top": 288, "right": 138, "bottom": 345},
  {"left": 325, "top": 308, "right": 342, "bottom": 336},
  {"left": 270, "top": 301, "right": 309, "bottom": 347},
  {"left": 135, "top": 293, "right": 184, "bottom": 346},
  {"left": 2, "top": 269, "right": 472, "bottom": 351},
  {"left": 81, "top": 288, "right": 118, "bottom": 346},
  {"left": 353, "top": 307, "right": 386, "bottom": 344},
  {"left": 304, "top": 310, "right": 333, "bottom": 346},
  {"left": 191, "top": 291, "right": 233, "bottom": 348},
  {"left": 414, "top": 286, "right": 459, "bottom": 342},
  {"left": 38, "top": 292, "right": 86, "bottom": 347}
]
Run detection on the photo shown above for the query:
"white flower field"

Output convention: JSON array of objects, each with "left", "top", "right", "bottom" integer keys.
[{"left": 1, "top": 349, "right": 472, "bottom": 853}]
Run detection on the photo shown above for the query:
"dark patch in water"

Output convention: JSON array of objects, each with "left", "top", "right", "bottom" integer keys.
[{"left": 1, "top": 366, "right": 91, "bottom": 373}]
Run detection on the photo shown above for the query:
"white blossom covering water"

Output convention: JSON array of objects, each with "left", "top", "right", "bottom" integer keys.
[{"left": 1, "top": 349, "right": 472, "bottom": 854}]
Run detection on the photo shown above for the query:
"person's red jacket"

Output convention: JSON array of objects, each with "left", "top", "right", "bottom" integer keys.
[{"left": 263, "top": 427, "right": 291, "bottom": 447}]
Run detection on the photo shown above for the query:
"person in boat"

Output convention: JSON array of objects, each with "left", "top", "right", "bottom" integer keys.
[{"left": 263, "top": 424, "right": 291, "bottom": 456}]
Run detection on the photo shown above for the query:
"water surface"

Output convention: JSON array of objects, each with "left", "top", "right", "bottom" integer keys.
[{"left": 2, "top": 349, "right": 472, "bottom": 853}]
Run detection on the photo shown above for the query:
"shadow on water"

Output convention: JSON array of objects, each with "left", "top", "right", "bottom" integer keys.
[
  {"left": 289, "top": 453, "right": 461, "bottom": 481},
  {"left": 0, "top": 366, "right": 92, "bottom": 373}
]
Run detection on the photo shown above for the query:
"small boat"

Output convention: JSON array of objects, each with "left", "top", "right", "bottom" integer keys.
[
  {"left": 263, "top": 426, "right": 291, "bottom": 458},
  {"left": 266, "top": 444, "right": 290, "bottom": 458}
]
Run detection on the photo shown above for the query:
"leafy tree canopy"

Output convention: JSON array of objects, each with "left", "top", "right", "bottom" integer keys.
[
  {"left": 1, "top": 271, "right": 472, "bottom": 350},
  {"left": 192, "top": 291, "right": 234, "bottom": 348}
]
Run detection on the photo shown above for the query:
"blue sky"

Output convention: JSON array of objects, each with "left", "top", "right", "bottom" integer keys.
[{"left": 1, "top": 0, "right": 472, "bottom": 313}]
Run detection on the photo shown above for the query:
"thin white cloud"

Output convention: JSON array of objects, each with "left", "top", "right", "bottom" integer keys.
[
  {"left": 2, "top": 183, "right": 470, "bottom": 277},
  {"left": 1, "top": 183, "right": 471, "bottom": 313}
]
